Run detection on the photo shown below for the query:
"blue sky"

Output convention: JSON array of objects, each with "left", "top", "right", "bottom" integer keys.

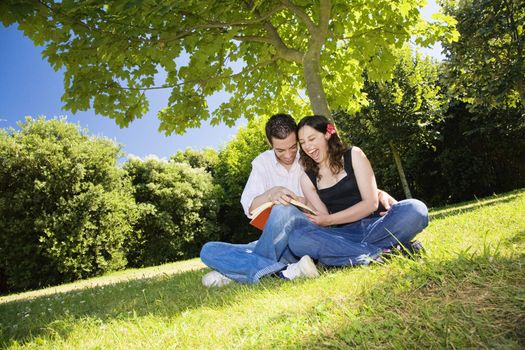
[
  {"left": 0, "top": 25, "right": 242, "bottom": 160},
  {"left": 0, "top": 1, "right": 442, "bottom": 160}
]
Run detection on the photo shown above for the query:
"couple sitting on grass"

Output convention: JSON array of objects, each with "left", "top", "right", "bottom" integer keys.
[{"left": 200, "top": 114, "right": 428, "bottom": 287}]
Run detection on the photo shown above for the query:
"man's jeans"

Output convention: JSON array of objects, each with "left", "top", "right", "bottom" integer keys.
[
  {"left": 200, "top": 199, "right": 428, "bottom": 284},
  {"left": 288, "top": 199, "right": 429, "bottom": 266},
  {"left": 200, "top": 205, "right": 300, "bottom": 284}
]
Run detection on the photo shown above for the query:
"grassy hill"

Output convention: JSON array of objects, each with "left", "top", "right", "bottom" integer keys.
[{"left": 1, "top": 189, "right": 524, "bottom": 349}]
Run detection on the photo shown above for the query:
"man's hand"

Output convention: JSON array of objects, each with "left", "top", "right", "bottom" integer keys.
[
  {"left": 378, "top": 190, "right": 397, "bottom": 216},
  {"left": 267, "top": 186, "right": 298, "bottom": 205}
]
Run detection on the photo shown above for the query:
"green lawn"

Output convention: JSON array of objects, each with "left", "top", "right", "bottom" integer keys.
[{"left": 1, "top": 189, "right": 524, "bottom": 349}]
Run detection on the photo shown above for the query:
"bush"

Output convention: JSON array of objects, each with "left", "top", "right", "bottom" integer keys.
[
  {"left": 124, "top": 156, "right": 222, "bottom": 266},
  {"left": 0, "top": 117, "right": 140, "bottom": 293}
]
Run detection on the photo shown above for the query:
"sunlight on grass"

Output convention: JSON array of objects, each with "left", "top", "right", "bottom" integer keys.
[
  {"left": 1, "top": 189, "right": 524, "bottom": 349},
  {"left": 0, "top": 259, "right": 206, "bottom": 304}
]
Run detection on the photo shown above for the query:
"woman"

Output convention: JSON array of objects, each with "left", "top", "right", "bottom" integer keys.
[{"left": 287, "top": 115, "right": 429, "bottom": 266}]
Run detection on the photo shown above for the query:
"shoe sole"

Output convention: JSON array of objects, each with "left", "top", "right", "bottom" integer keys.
[
  {"left": 202, "top": 272, "right": 233, "bottom": 288},
  {"left": 299, "top": 255, "right": 320, "bottom": 278}
]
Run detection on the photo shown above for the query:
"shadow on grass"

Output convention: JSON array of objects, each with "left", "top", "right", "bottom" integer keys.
[
  {"left": 429, "top": 191, "right": 522, "bottom": 220},
  {"left": 504, "top": 230, "right": 525, "bottom": 246},
  {"left": 294, "top": 251, "right": 525, "bottom": 349},
  {"left": 3, "top": 250, "right": 524, "bottom": 349},
  {"left": 0, "top": 262, "right": 291, "bottom": 347}
]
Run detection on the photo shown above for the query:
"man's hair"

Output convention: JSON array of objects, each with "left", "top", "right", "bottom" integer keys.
[{"left": 265, "top": 113, "right": 297, "bottom": 145}]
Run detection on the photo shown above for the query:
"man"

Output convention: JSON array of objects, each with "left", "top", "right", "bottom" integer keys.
[{"left": 200, "top": 114, "right": 397, "bottom": 287}]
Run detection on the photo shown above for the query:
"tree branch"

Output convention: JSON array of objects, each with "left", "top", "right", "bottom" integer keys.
[
  {"left": 318, "top": 0, "right": 331, "bottom": 37},
  {"left": 38, "top": 0, "right": 288, "bottom": 48},
  {"left": 234, "top": 35, "right": 275, "bottom": 44},
  {"left": 262, "top": 22, "right": 304, "bottom": 63},
  {"left": 279, "top": 0, "right": 316, "bottom": 34},
  {"left": 236, "top": 1, "right": 304, "bottom": 63},
  {"left": 107, "top": 56, "right": 279, "bottom": 91},
  {"left": 171, "top": 5, "right": 287, "bottom": 30},
  {"left": 340, "top": 25, "right": 406, "bottom": 40}
]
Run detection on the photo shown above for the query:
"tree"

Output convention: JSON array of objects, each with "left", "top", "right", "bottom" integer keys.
[
  {"left": 1, "top": 1, "right": 455, "bottom": 134},
  {"left": 335, "top": 47, "right": 446, "bottom": 199},
  {"left": 0, "top": 117, "right": 140, "bottom": 292},
  {"left": 441, "top": 0, "right": 525, "bottom": 110},
  {"left": 171, "top": 147, "right": 219, "bottom": 175}
]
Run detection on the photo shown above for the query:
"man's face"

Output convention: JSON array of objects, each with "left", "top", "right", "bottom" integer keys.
[{"left": 271, "top": 133, "right": 298, "bottom": 167}]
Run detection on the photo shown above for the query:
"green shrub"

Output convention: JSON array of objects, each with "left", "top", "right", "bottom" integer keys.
[
  {"left": 124, "top": 156, "right": 222, "bottom": 266},
  {"left": 213, "top": 116, "right": 270, "bottom": 243},
  {"left": 0, "top": 117, "right": 140, "bottom": 293}
]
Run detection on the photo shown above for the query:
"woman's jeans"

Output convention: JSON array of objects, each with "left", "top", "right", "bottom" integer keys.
[
  {"left": 200, "top": 199, "right": 428, "bottom": 284},
  {"left": 288, "top": 199, "right": 429, "bottom": 266}
]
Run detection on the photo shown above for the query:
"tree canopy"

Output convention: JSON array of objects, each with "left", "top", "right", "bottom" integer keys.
[
  {"left": 1, "top": 0, "right": 456, "bottom": 134},
  {"left": 441, "top": 0, "right": 525, "bottom": 110},
  {"left": 335, "top": 47, "right": 446, "bottom": 198}
]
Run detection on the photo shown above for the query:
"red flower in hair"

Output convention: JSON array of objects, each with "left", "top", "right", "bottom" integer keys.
[{"left": 326, "top": 123, "right": 336, "bottom": 135}]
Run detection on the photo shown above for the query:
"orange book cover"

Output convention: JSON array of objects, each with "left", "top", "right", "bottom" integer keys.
[
  {"left": 249, "top": 200, "right": 316, "bottom": 230},
  {"left": 249, "top": 205, "right": 273, "bottom": 230}
]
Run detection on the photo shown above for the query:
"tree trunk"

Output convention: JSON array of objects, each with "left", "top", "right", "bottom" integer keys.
[
  {"left": 516, "top": 78, "right": 525, "bottom": 111},
  {"left": 389, "top": 141, "right": 412, "bottom": 199},
  {"left": 300, "top": 0, "right": 332, "bottom": 119},
  {"left": 303, "top": 53, "right": 331, "bottom": 118}
]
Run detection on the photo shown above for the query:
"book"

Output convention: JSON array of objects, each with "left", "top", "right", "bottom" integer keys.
[{"left": 249, "top": 199, "right": 317, "bottom": 230}]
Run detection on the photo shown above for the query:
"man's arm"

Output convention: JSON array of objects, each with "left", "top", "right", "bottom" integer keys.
[{"left": 240, "top": 160, "right": 300, "bottom": 217}]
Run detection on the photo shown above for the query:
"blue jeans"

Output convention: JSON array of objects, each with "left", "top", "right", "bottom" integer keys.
[
  {"left": 288, "top": 199, "right": 429, "bottom": 266},
  {"left": 200, "top": 205, "right": 300, "bottom": 284},
  {"left": 200, "top": 199, "right": 428, "bottom": 283}
]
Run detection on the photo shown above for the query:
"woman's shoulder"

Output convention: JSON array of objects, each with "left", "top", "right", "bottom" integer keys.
[
  {"left": 349, "top": 146, "right": 366, "bottom": 158},
  {"left": 343, "top": 146, "right": 357, "bottom": 162},
  {"left": 304, "top": 168, "right": 317, "bottom": 187},
  {"left": 300, "top": 171, "right": 313, "bottom": 184},
  {"left": 344, "top": 146, "right": 367, "bottom": 171},
  {"left": 349, "top": 146, "right": 371, "bottom": 171},
  {"left": 344, "top": 146, "right": 363, "bottom": 156}
]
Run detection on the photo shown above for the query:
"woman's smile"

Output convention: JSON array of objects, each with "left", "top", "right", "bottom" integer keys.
[{"left": 307, "top": 147, "right": 320, "bottom": 162}]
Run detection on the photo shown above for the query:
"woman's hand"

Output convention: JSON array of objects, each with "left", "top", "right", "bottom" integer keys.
[
  {"left": 378, "top": 190, "right": 397, "bottom": 216},
  {"left": 305, "top": 212, "right": 333, "bottom": 226}
]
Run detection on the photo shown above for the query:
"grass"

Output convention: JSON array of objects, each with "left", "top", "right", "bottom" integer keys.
[{"left": 1, "top": 189, "right": 524, "bottom": 349}]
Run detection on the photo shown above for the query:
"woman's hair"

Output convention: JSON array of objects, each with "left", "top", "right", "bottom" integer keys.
[{"left": 297, "top": 115, "right": 346, "bottom": 180}]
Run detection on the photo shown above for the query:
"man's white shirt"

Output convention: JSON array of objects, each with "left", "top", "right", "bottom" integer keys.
[{"left": 240, "top": 150, "right": 304, "bottom": 217}]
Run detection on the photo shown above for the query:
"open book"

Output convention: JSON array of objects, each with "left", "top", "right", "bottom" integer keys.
[{"left": 249, "top": 199, "right": 317, "bottom": 230}]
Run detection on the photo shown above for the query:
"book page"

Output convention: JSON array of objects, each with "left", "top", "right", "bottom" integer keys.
[
  {"left": 289, "top": 199, "right": 317, "bottom": 215},
  {"left": 249, "top": 201, "right": 275, "bottom": 219}
]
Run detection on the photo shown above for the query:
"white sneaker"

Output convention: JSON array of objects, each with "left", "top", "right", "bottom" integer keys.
[
  {"left": 281, "top": 255, "right": 320, "bottom": 280},
  {"left": 202, "top": 270, "right": 233, "bottom": 288}
]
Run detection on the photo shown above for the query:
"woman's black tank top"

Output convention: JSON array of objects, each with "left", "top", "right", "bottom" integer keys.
[{"left": 305, "top": 148, "right": 361, "bottom": 214}]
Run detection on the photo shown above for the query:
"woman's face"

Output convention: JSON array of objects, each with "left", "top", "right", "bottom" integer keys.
[{"left": 298, "top": 124, "right": 330, "bottom": 164}]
